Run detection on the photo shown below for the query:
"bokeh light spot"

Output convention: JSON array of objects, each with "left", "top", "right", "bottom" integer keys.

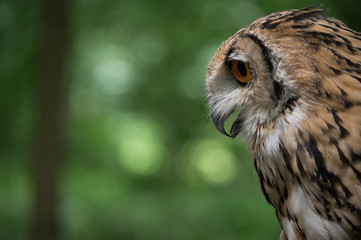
[
  {"left": 187, "top": 139, "right": 238, "bottom": 185},
  {"left": 115, "top": 114, "right": 165, "bottom": 175},
  {"left": 93, "top": 45, "right": 135, "bottom": 96}
]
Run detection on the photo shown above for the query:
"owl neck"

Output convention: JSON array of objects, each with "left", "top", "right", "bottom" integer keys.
[{"left": 241, "top": 97, "right": 304, "bottom": 157}]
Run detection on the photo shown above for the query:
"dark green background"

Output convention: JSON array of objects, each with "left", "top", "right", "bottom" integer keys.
[{"left": 1, "top": 0, "right": 360, "bottom": 239}]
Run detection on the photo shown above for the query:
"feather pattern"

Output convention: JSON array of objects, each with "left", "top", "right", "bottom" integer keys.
[{"left": 206, "top": 6, "right": 361, "bottom": 239}]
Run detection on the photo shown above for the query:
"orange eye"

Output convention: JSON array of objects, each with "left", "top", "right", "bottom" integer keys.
[{"left": 231, "top": 60, "right": 251, "bottom": 84}]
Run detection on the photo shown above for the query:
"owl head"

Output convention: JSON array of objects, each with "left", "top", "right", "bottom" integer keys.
[{"left": 206, "top": 6, "right": 359, "bottom": 142}]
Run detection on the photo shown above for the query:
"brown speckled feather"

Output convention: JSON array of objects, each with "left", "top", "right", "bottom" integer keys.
[{"left": 206, "top": 6, "right": 361, "bottom": 240}]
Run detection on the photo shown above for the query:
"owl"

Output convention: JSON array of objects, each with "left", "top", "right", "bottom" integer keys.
[{"left": 206, "top": 6, "right": 361, "bottom": 240}]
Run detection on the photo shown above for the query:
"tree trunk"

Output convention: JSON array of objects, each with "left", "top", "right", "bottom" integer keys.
[{"left": 32, "top": 0, "right": 69, "bottom": 239}]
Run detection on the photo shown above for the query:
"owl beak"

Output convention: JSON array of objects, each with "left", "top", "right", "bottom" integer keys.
[
  {"left": 211, "top": 109, "right": 242, "bottom": 138},
  {"left": 211, "top": 112, "right": 232, "bottom": 137}
]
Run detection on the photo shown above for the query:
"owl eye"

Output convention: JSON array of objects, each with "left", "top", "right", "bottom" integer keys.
[{"left": 231, "top": 60, "right": 251, "bottom": 85}]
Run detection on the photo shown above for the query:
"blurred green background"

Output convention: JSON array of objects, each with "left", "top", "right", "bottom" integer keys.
[{"left": 1, "top": 0, "right": 360, "bottom": 239}]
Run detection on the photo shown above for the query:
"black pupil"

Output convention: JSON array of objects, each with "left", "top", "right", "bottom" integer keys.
[{"left": 237, "top": 61, "right": 247, "bottom": 77}]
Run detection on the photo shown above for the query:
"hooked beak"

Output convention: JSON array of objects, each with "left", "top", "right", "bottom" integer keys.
[{"left": 210, "top": 108, "right": 243, "bottom": 138}]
